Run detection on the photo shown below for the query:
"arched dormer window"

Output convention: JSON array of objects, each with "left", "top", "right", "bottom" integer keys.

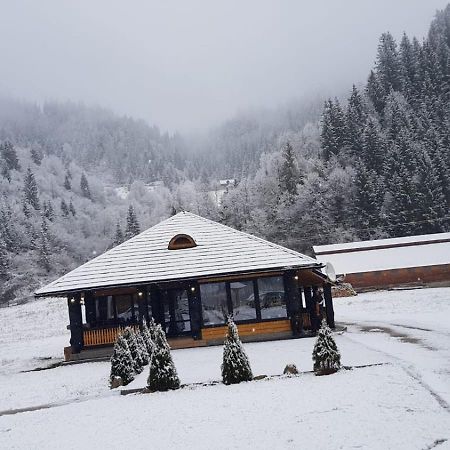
[{"left": 168, "top": 233, "right": 197, "bottom": 250}]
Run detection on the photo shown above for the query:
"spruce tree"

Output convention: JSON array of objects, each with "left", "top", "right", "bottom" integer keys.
[
  {"left": 345, "top": 85, "right": 367, "bottom": 156},
  {"left": 80, "top": 173, "right": 91, "bottom": 199},
  {"left": 123, "top": 327, "right": 144, "bottom": 374},
  {"left": 375, "top": 32, "right": 403, "bottom": 95},
  {"left": 221, "top": 317, "right": 253, "bottom": 385},
  {"left": 279, "top": 142, "right": 299, "bottom": 203},
  {"left": 0, "top": 141, "right": 20, "bottom": 172},
  {"left": 69, "top": 199, "right": 76, "bottom": 216},
  {"left": 43, "top": 200, "right": 55, "bottom": 222},
  {"left": 136, "top": 330, "right": 150, "bottom": 366},
  {"left": 60, "top": 199, "right": 69, "bottom": 217},
  {"left": 113, "top": 221, "right": 124, "bottom": 246},
  {"left": 321, "top": 99, "right": 347, "bottom": 160},
  {"left": 64, "top": 171, "right": 72, "bottom": 190},
  {"left": 142, "top": 319, "right": 155, "bottom": 360},
  {"left": 110, "top": 333, "right": 135, "bottom": 387},
  {"left": 147, "top": 324, "right": 180, "bottom": 392},
  {"left": 0, "top": 240, "right": 9, "bottom": 280},
  {"left": 38, "top": 217, "right": 51, "bottom": 273},
  {"left": 125, "top": 205, "right": 140, "bottom": 240},
  {"left": 23, "top": 168, "right": 40, "bottom": 212},
  {"left": 312, "top": 319, "right": 341, "bottom": 375},
  {"left": 30, "top": 147, "right": 43, "bottom": 165}
]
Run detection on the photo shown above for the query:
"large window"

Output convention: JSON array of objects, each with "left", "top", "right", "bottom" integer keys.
[
  {"left": 257, "top": 276, "right": 287, "bottom": 320},
  {"left": 115, "top": 294, "right": 137, "bottom": 324},
  {"left": 95, "top": 295, "right": 115, "bottom": 325},
  {"left": 93, "top": 293, "right": 140, "bottom": 326},
  {"left": 200, "top": 282, "right": 228, "bottom": 325},
  {"left": 230, "top": 280, "right": 257, "bottom": 321}
]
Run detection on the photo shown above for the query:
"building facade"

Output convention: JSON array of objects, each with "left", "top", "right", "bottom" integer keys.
[{"left": 36, "top": 212, "right": 334, "bottom": 361}]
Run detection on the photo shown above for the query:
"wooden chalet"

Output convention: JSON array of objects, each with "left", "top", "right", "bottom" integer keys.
[{"left": 35, "top": 212, "right": 335, "bottom": 361}]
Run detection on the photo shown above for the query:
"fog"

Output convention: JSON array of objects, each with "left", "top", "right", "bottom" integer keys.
[{"left": 0, "top": 0, "right": 447, "bottom": 132}]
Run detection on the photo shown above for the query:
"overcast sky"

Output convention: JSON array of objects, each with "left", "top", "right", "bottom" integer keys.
[{"left": 0, "top": 0, "right": 448, "bottom": 132}]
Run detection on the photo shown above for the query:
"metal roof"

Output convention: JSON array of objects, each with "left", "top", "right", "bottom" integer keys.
[{"left": 36, "top": 212, "right": 320, "bottom": 297}]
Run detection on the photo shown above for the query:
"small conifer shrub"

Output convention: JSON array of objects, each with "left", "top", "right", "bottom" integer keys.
[
  {"left": 109, "top": 333, "right": 135, "bottom": 387},
  {"left": 147, "top": 324, "right": 180, "bottom": 392},
  {"left": 221, "top": 317, "right": 253, "bottom": 385},
  {"left": 123, "top": 327, "right": 144, "bottom": 374},
  {"left": 312, "top": 319, "right": 341, "bottom": 375},
  {"left": 142, "top": 319, "right": 155, "bottom": 360}
]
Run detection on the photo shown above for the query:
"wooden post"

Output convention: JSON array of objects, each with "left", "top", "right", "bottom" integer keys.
[
  {"left": 67, "top": 293, "right": 83, "bottom": 353},
  {"left": 283, "top": 270, "right": 303, "bottom": 336},
  {"left": 304, "top": 286, "right": 317, "bottom": 332},
  {"left": 149, "top": 284, "right": 163, "bottom": 325},
  {"left": 137, "top": 287, "right": 148, "bottom": 325},
  {"left": 188, "top": 282, "right": 202, "bottom": 340},
  {"left": 323, "top": 283, "right": 335, "bottom": 328}
]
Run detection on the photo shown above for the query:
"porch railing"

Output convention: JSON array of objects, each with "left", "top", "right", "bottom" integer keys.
[{"left": 83, "top": 325, "right": 139, "bottom": 347}]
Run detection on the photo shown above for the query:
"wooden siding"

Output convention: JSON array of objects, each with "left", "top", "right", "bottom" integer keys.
[
  {"left": 201, "top": 319, "right": 292, "bottom": 341},
  {"left": 345, "top": 264, "right": 450, "bottom": 290}
]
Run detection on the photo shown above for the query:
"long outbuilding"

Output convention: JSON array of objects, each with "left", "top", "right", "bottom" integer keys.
[
  {"left": 36, "top": 212, "right": 335, "bottom": 361},
  {"left": 314, "top": 232, "right": 450, "bottom": 291}
]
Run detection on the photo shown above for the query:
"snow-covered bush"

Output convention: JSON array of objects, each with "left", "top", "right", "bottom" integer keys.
[
  {"left": 109, "top": 333, "right": 135, "bottom": 387},
  {"left": 123, "top": 327, "right": 144, "bottom": 373},
  {"left": 221, "top": 317, "right": 253, "bottom": 385},
  {"left": 136, "top": 328, "right": 150, "bottom": 366},
  {"left": 147, "top": 324, "right": 180, "bottom": 392},
  {"left": 142, "top": 318, "right": 156, "bottom": 359},
  {"left": 312, "top": 319, "right": 341, "bottom": 375}
]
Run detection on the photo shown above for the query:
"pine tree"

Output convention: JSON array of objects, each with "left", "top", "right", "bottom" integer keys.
[
  {"left": 109, "top": 333, "right": 135, "bottom": 387},
  {"left": 38, "top": 217, "right": 51, "bottom": 273},
  {"left": 113, "top": 221, "right": 124, "bottom": 246},
  {"left": 64, "top": 171, "right": 72, "bottom": 190},
  {"left": 312, "top": 319, "right": 341, "bottom": 375},
  {"left": 366, "top": 70, "right": 386, "bottom": 116},
  {"left": 221, "top": 317, "right": 253, "bottom": 385},
  {"left": 142, "top": 319, "right": 155, "bottom": 360},
  {"left": 147, "top": 323, "right": 180, "bottom": 392},
  {"left": 278, "top": 142, "right": 299, "bottom": 203},
  {"left": 43, "top": 200, "right": 55, "bottom": 222},
  {"left": 0, "top": 141, "right": 20, "bottom": 172},
  {"left": 345, "top": 85, "right": 367, "bottom": 156},
  {"left": 361, "top": 118, "right": 385, "bottom": 173},
  {"left": 80, "top": 173, "right": 91, "bottom": 199},
  {"left": 0, "top": 240, "right": 9, "bottom": 280},
  {"left": 136, "top": 330, "right": 150, "bottom": 366},
  {"left": 125, "top": 205, "right": 140, "bottom": 240},
  {"left": 23, "top": 168, "right": 40, "bottom": 212},
  {"left": 321, "top": 99, "right": 347, "bottom": 160},
  {"left": 375, "top": 32, "right": 403, "bottom": 94},
  {"left": 69, "top": 199, "right": 76, "bottom": 216},
  {"left": 123, "top": 327, "right": 144, "bottom": 374},
  {"left": 30, "top": 147, "right": 43, "bottom": 165},
  {"left": 60, "top": 199, "right": 69, "bottom": 217}
]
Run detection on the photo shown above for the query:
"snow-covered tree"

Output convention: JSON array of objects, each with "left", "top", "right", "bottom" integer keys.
[
  {"left": 142, "top": 319, "right": 156, "bottom": 358},
  {"left": 110, "top": 333, "right": 135, "bottom": 387},
  {"left": 113, "top": 221, "right": 124, "bottom": 247},
  {"left": 64, "top": 171, "right": 72, "bottom": 190},
  {"left": 312, "top": 319, "right": 341, "bottom": 375},
  {"left": 80, "top": 172, "right": 91, "bottom": 199},
  {"left": 38, "top": 217, "right": 51, "bottom": 273},
  {"left": 221, "top": 317, "right": 253, "bottom": 385},
  {"left": 30, "top": 147, "right": 43, "bottom": 166},
  {"left": 136, "top": 329, "right": 150, "bottom": 366},
  {"left": 69, "top": 199, "right": 76, "bottom": 216},
  {"left": 147, "top": 323, "right": 180, "bottom": 392},
  {"left": 125, "top": 205, "right": 140, "bottom": 240},
  {"left": 60, "top": 199, "right": 69, "bottom": 217},
  {"left": 123, "top": 327, "right": 144, "bottom": 374},
  {"left": 23, "top": 168, "right": 40, "bottom": 212}
]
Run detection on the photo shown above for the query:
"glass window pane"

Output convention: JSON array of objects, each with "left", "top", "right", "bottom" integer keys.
[
  {"left": 115, "top": 295, "right": 134, "bottom": 324},
  {"left": 200, "top": 282, "right": 228, "bottom": 326},
  {"left": 257, "top": 276, "right": 287, "bottom": 319},
  {"left": 95, "top": 296, "right": 115, "bottom": 324},
  {"left": 230, "top": 280, "right": 256, "bottom": 322}
]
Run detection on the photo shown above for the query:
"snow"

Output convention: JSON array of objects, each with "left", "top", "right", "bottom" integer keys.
[
  {"left": 0, "top": 288, "right": 449, "bottom": 449},
  {"left": 36, "top": 212, "right": 319, "bottom": 296},
  {"left": 314, "top": 232, "right": 450, "bottom": 275}
]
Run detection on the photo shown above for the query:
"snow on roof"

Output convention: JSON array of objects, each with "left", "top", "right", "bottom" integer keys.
[
  {"left": 36, "top": 212, "right": 320, "bottom": 296},
  {"left": 313, "top": 232, "right": 450, "bottom": 275}
]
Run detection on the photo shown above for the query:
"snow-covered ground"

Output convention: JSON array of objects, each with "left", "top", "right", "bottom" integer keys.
[{"left": 0, "top": 288, "right": 449, "bottom": 449}]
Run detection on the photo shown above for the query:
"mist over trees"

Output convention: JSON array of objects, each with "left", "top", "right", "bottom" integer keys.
[{"left": 0, "top": 5, "right": 449, "bottom": 305}]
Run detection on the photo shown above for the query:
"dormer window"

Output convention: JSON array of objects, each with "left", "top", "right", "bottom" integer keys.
[{"left": 168, "top": 234, "right": 197, "bottom": 250}]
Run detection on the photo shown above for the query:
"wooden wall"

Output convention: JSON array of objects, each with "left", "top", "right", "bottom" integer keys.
[{"left": 345, "top": 264, "right": 450, "bottom": 291}]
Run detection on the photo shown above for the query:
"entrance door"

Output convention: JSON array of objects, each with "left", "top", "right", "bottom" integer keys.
[{"left": 162, "top": 288, "right": 191, "bottom": 337}]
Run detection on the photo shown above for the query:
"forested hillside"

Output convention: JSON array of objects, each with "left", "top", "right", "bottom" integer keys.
[
  {"left": 0, "top": 5, "right": 449, "bottom": 305},
  {"left": 220, "top": 4, "right": 450, "bottom": 250}
]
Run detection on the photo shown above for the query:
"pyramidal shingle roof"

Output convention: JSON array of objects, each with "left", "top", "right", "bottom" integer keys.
[{"left": 35, "top": 212, "right": 321, "bottom": 297}]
